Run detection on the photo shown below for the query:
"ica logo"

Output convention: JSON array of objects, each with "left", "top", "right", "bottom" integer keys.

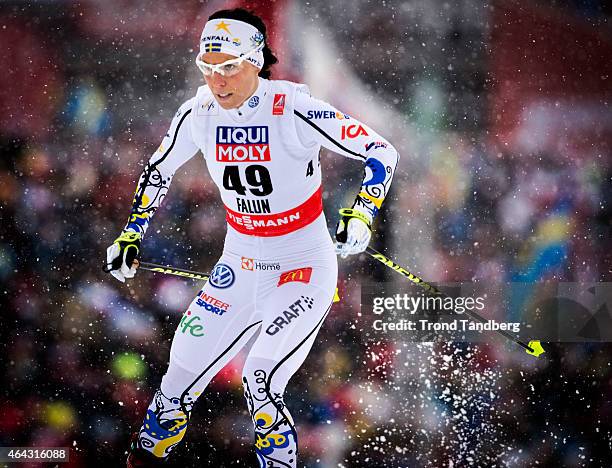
[{"left": 341, "top": 124, "right": 369, "bottom": 140}]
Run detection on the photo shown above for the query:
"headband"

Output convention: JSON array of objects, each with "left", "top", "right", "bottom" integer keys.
[{"left": 199, "top": 19, "right": 265, "bottom": 69}]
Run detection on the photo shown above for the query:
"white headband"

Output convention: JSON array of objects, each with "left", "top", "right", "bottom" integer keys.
[{"left": 199, "top": 19, "right": 265, "bottom": 69}]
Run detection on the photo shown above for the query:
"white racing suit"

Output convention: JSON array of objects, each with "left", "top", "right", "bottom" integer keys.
[{"left": 125, "top": 78, "right": 399, "bottom": 467}]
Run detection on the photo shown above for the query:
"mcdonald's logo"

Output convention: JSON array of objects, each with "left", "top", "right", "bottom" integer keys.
[{"left": 277, "top": 267, "right": 313, "bottom": 286}]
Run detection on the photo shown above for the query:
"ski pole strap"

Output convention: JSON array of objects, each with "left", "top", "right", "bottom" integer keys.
[
  {"left": 338, "top": 208, "right": 372, "bottom": 228},
  {"left": 114, "top": 231, "right": 142, "bottom": 244},
  {"left": 336, "top": 208, "right": 372, "bottom": 244}
]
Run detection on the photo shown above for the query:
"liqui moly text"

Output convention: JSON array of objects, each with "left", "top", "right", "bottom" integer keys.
[{"left": 216, "top": 126, "right": 270, "bottom": 162}]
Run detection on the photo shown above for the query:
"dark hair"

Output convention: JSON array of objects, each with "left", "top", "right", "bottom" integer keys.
[{"left": 208, "top": 8, "right": 278, "bottom": 79}]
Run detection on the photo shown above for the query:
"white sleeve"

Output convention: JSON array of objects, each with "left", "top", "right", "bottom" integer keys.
[
  {"left": 294, "top": 91, "right": 400, "bottom": 220},
  {"left": 124, "top": 98, "right": 199, "bottom": 236}
]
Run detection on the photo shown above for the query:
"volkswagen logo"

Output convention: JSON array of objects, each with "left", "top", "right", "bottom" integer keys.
[
  {"left": 209, "top": 263, "right": 235, "bottom": 289},
  {"left": 248, "top": 96, "right": 259, "bottom": 108}
]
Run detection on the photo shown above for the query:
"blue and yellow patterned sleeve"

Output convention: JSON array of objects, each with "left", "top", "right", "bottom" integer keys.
[
  {"left": 294, "top": 91, "right": 399, "bottom": 222},
  {"left": 124, "top": 98, "right": 199, "bottom": 236}
]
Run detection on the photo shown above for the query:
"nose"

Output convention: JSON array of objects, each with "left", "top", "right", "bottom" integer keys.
[{"left": 208, "top": 71, "right": 226, "bottom": 88}]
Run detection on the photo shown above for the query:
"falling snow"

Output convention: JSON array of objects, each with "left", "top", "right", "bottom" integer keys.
[{"left": 1, "top": 0, "right": 611, "bottom": 466}]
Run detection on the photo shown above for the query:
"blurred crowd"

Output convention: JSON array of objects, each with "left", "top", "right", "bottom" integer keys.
[{"left": 1, "top": 1, "right": 611, "bottom": 467}]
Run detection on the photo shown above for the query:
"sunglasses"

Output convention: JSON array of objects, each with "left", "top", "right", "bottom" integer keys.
[{"left": 196, "top": 45, "right": 264, "bottom": 77}]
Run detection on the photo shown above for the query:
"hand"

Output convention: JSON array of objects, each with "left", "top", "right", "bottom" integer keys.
[
  {"left": 334, "top": 208, "right": 372, "bottom": 258},
  {"left": 106, "top": 232, "right": 141, "bottom": 283}
]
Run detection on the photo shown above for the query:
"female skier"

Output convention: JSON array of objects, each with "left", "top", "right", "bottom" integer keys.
[{"left": 106, "top": 8, "right": 399, "bottom": 467}]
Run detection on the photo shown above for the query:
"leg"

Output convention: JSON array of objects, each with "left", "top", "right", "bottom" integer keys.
[
  {"left": 133, "top": 254, "right": 261, "bottom": 460},
  {"left": 136, "top": 361, "right": 203, "bottom": 458},
  {"left": 242, "top": 253, "right": 337, "bottom": 468}
]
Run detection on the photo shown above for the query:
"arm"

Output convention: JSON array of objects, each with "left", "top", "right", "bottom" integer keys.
[
  {"left": 124, "top": 98, "right": 199, "bottom": 236},
  {"left": 106, "top": 98, "right": 199, "bottom": 282},
  {"left": 293, "top": 91, "right": 399, "bottom": 224}
]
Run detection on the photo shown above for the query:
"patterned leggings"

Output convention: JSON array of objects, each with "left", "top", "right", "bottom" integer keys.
[{"left": 135, "top": 248, "right": 337, "bottom": 466}]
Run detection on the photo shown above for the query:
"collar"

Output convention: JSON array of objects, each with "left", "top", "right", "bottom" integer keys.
[{"left": 225, "top": 77, "right": 269, "bottom": 122}]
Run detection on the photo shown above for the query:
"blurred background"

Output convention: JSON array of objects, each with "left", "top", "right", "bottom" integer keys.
[{"left": 1, "top": 0, "right": 611, "bottom": 466}]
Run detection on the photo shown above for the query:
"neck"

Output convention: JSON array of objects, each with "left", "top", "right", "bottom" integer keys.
[{"left": 234, "top": 77, "right": 260, "bottom": 109}]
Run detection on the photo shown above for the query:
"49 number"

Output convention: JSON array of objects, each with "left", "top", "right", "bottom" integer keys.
[{"left": 222, "top": 165, "right": 273, "bottom": 196}]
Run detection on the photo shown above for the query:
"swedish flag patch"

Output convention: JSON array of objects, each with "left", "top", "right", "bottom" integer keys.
[{"left": 204, "top": 42, "right": 222, "bottom": 53}]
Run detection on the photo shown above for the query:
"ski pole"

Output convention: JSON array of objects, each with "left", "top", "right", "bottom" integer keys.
[
  {"left": 136, "top": 261, "right": 210, "bottom": 281},
  {"left": 365, "top": 246, "right": 545, "bottom": 357},
  {"left": 119, "top": 260, "right": 341, "bottom": 302},
  {"left": 103, "top": 260, "right": 210, "bottom": 281}
]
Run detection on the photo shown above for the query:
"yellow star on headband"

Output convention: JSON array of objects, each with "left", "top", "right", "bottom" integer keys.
[{"left": 215, "top": 21, "right": 231, "bottom": 34}]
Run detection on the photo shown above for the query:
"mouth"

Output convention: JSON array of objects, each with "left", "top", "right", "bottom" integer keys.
[{"left": 216, "top": 92, "right": 233, "bottom": 102}]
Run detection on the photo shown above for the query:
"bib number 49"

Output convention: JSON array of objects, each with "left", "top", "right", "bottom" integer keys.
[{"left": 223, "top": 165, "right": 273, "bottom": 196}]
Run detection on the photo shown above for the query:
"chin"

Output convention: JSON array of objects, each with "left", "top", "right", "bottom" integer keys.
[{"left": 216, "top": 99, "right": 239, "bottom": 110}]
